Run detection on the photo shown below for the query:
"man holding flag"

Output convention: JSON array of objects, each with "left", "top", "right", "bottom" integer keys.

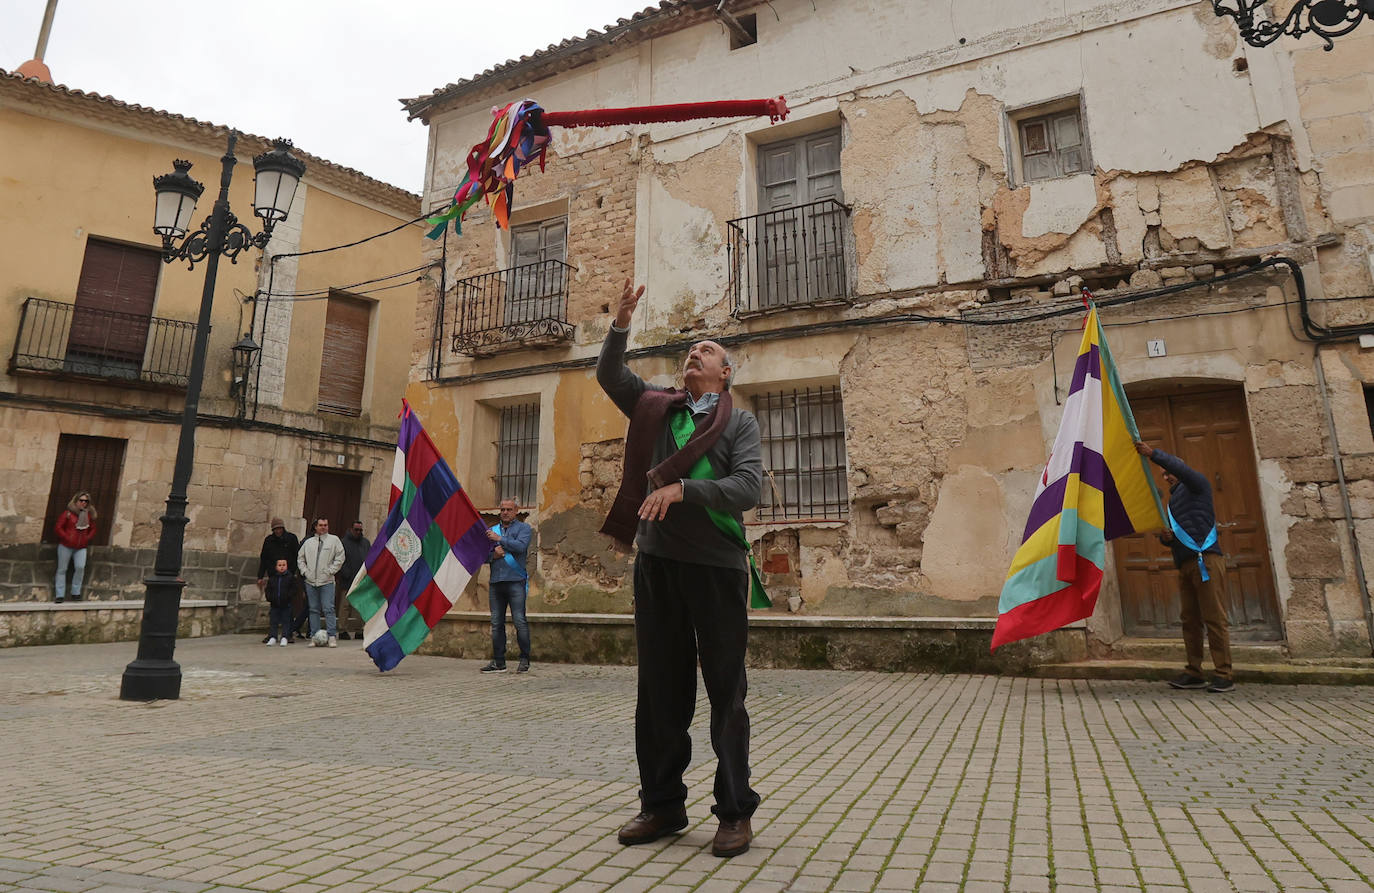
[
  {"left": 1136, "top": 440, "right": 1234, "bottom": 693},
  {"left": 481, "top": 498, "right": 532, "bottom": 674},
  {"left": 597, "top": 279, "right": 765, "bottom": 859}
]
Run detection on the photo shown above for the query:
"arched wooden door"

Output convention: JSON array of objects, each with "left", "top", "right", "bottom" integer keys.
[{"left": 1113, "top": 386, "right": 1283, "bottom": 640}]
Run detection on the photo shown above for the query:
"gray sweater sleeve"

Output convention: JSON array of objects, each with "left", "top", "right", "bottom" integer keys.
[
  {"left": 682, "top": 411, "right": 764, "bottom": 513},
  {"left": 596, "top": 327, "right": 648, "bottom": 418}
]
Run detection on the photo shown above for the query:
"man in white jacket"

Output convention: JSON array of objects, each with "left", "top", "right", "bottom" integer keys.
[{"left": 298, "top": 517, "right": 346, "bottom": 647}]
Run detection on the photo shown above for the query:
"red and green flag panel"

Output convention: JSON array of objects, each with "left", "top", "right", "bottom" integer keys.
[
  {"left": 992, "top": 305, "right": 1164, "bottom": 650},
  {"left": 348, "top": 402, "right": 490, "bottom": 671}
]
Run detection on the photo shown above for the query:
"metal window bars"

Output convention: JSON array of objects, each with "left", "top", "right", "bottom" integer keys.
[
  {"left": 728, "top": 199, "right": 852, "bottom": 316},
  {"left": 755, "top": 385, "right": 849, "bottom": 521},
  {"left": 449, "top": 259, "right": 575, "bottom": 356},
  {"left": 494, "top": 402, "right": 540, "bottom": 508},
  {"left": 9, "top": 297, "right": 197, "bottom": 388}
]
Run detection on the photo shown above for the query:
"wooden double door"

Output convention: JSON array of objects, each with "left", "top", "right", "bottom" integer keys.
[{"left": 1112, "top": 386, "right": 1283, "bottom": 641}]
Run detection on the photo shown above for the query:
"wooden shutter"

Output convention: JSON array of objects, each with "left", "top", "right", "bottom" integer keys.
[
  {"left": 42, "top": 434, "right": 126, "bottom": 546},
  {"left": 508, "top": 218, "right": 568, "bottom": 323},
  {"left": 70, "top": 239, "right": 161, "bottom": 365},
  {"left": 318, "top": 292, "right": 371, "bottom": 416},
  {"left": 757, "top": 130, "right": 844, "bottom": 306}
]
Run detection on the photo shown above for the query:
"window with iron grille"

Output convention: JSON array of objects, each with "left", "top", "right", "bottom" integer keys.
[
  {"left": 42, "top": 434, "right": 126, "bottom": 546},
  {"left": 751, "top": 129, "right": 846, "bottom": 309},
  {"left": 755, "top": 386, "right": 848, "bottom": 520},
  {"left": 494, "top": 402, "right": 540, "bottom": 508},
  {"left": 1010, "top": 98, "right": 1090, "bottom": 183}
]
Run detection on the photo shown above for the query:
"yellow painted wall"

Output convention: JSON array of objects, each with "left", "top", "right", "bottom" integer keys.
[
  {"left": 282, "top": 187, "right": 423, "bottom": 421},
  {"left": 0, "top": 104, "right": 258, "bottom": 411}
]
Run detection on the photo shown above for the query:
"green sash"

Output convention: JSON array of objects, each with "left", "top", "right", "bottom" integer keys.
[{"left": 669, "top": 407, "right": 771, "bottom": 609}]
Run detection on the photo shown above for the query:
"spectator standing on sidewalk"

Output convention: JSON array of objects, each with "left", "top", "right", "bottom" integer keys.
[
  {"left": 257, "top": 518, "right": 302, "bottom": 641},
  {"left": 53, "top": 491, "right": 98, "bottom": 603},
  {"left": 336, "top": 520, "right": 371, "bottom": 640},
  {"left": 1136, "top": 440, "right": 1235, "bottom": 693},
  {"left": 298, "top": 517, "right": 345, "bottom": 647},
  {"left": 263, "top": 558, "right": 297, "bottom": 646}
]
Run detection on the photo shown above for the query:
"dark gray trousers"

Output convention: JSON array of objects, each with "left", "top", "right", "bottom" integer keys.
[{"left": 632, "top": 551, "right": 760, "bottom": 821}]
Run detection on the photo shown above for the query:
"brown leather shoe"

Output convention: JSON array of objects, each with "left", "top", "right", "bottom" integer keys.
[
  {"left": 616, "top": 807, "right": 688, "bottom": 845},
  {"left": 712, "top": 817, "right": 752, "bottom": 857}
]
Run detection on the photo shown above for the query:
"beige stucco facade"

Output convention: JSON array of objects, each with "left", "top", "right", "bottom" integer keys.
[
  {"left": 0, "top": 69, "right": 422, "bottom": 622},
  {"left": 406, "top": 0, "right": 1374, "bottom": 658}
]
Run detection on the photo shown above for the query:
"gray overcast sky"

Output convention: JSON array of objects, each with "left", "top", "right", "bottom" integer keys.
[{"left": 1, "top": 0, "right": 646, "bottom": 193}]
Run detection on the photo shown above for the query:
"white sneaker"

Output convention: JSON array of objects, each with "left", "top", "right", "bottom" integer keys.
[
  {"left": 279, "top": 637, "right": 290, "bottom": 647},
  {"left": 265, "top": 637, "right": 277, "bottom": 646},
  {"left": 328, "top": 636, "right": 338, "bottom": 648}
]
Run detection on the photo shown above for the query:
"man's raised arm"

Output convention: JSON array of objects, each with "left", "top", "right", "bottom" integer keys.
[{"left": 597, "top": 279, "right": 650, "bottom": 417}]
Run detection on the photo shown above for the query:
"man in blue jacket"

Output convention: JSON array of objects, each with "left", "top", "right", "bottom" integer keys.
[
  {"left": 483, "top": 498, "right": 533, "bottom": 674},
  {"left": 1136, "top": 441, "right": 1234, "bottom": 692}
]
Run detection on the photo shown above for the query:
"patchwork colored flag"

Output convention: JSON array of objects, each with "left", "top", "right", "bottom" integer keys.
[
  {"left": 992, "top": 304, "right": 1165, "bottom": 650},
  {"left": 347, "top": 401, "right": 491, "bottom": 671}
]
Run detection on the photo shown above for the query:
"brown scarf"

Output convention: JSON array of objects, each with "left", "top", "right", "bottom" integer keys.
[{"left": 599, "top": 388, "right": 733, "bottom": 546}]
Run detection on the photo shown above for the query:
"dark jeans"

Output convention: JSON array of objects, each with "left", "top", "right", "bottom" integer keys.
[
  {"left": 268, "top": 602, "right": 293, "bottom": 641},
  {"left": 633, "top": 552, "right": 760, "bottom": 822},
  {"left": 488, "top": 580, "right": 530, "bottom": 663}
]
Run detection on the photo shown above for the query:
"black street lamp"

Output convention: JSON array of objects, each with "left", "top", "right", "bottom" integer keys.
[
  {"left": 1213, "top": 0, "right": 1373, "bottom": 50},
  {"left": 120, "top": 132, "right": 304, "bottom": 701}
]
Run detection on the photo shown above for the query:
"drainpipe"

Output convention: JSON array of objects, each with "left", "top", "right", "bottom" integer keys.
[{"left": 1312, "top": 343, "right": 1374, "bottom": 655}]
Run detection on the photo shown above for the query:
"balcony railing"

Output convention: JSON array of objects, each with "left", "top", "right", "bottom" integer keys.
[
  {"left": 448, "top": 259, "right": 576, "bottom": 356},
  {"left": 728, "top": 199, "right": 852, "bottom": 316},
  {"left": 9, "top": 297, "right": 196, "bottom": 388}
]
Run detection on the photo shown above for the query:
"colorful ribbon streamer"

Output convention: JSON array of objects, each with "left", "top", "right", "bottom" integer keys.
[{"left": 425, "top": 96, "right": 790, "bottom": 240}]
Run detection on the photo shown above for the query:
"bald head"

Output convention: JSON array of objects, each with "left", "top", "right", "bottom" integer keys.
[{"left": 683, "top": 340, "right": 732, "bottom": 397}]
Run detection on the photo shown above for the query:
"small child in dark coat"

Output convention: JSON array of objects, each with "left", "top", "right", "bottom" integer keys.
[{"left": 264, "top": 558, "right": 298, "bottom": 646}]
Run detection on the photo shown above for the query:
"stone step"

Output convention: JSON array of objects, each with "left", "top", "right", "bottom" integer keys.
[
  {"left": 0, "top": 599, "right": 228, "bottom": 647},
  {"left": 1031, "top": 658, "right": 1374, "bottom": 685},
  {"left": 1104, "top": 637, "right": 1291, "bottom": 664}
]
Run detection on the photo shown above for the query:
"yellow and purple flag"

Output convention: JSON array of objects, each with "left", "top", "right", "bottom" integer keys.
[
  {"left": 992, "top": 304, "right": 1164, "bottom": 650},
  {"left": 348, "top": 401, "right": 490, "bottom": 671}
]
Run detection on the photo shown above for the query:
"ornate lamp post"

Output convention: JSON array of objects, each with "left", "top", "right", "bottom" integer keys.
[
  {"left": 120, "top": 133, "right": 304, "bottom": 701},
  {"left": 1212, "top": 0, "right": 1373, "bottom": 50}
]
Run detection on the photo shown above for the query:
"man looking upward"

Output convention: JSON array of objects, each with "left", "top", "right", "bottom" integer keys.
[{"left": 597, "top": 279, "right": 764, "bottom": 858}]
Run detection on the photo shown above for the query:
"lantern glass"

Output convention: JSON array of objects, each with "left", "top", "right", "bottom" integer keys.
[
  {"left": 253, "top": 168, "right": 298, "bottom": 222},
  {"left": 153, "top": 189, "right": 198, "bottom": 237},
  {"left": 252, "top": 139, "right": 305, "bottom": 224}
]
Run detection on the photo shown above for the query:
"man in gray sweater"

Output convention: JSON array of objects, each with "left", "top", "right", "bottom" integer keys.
[{"left": 597, "top": 279, "right": 764, "bottom": 858}]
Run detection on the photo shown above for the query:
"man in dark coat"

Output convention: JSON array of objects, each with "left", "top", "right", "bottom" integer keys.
[
  {"left": 257, "top": 518, "right": 301, "bottom": 643},
  {"left": 597, "top": 279, "right": 764, "bottom": 858},
  {"left": 1136, "top": 441, "right": 1234, "bottom": 692},
  {"left": 335, "top": 521, "right": 371, "bottom": 640}
]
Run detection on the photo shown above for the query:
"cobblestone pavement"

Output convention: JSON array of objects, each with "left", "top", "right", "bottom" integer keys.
[{"left": 3, "top": 636, "right": 1374, "bottom": 892}]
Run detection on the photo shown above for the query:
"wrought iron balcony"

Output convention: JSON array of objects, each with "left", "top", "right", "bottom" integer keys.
[
  {"left": 728, "top": 199, "right": 853, "bottom": 316},
  {"left": 448, "top": 259, "right": 576, "bottom": 355},
  {"left": 9, "top": 297, "right": 196, "bottom": 388}
]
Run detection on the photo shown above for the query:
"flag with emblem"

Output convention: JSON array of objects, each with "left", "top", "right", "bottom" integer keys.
[
  {"left": 347, "top": 400, "right": 491, "bottom": 671},
  {"left": 992, "top": 302, "right": 1165, "bottom": 650}
]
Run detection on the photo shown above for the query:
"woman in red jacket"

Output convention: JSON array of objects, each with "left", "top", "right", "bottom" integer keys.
[{"left": 54, "top": 491, "right": 97, "bottom": 603}]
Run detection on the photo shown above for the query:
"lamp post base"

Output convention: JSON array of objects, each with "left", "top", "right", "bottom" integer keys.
[
  {"left": 119, "top": 659, "right": 183, "bottom": 701},
  {"left": 120, "top": 571, "right": 187, "bottom": 702}
]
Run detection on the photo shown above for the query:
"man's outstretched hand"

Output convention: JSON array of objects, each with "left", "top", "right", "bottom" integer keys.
[
  {"left": 638, "top": 482, "right": 684, "bottom": 522},
  {"left": 615, "top": 278, "right": 645, "bottom": 329},
  {"left": 1134, "top": 440, "right": 1153, "bottom": 456}
]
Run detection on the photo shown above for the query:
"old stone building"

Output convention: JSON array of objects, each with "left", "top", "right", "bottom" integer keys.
[
  {"left": 0, "top": 68, "right": 422, "bottom": 642},
  {"left": 401, "top": 0, "right": 1374, "bottom": 664}
]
